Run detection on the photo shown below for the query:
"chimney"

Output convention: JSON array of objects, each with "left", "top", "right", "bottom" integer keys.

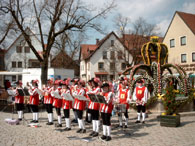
[{"left": 96, "top": 38, "right": 99, "bottom": 44}]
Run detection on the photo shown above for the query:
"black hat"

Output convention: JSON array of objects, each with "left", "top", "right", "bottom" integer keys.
[
  {"left": 137, "top": 80, "right": 143, "bottom": 83},
  {"left": 101, "top": 83, "right": 109, "bottom": 88}
]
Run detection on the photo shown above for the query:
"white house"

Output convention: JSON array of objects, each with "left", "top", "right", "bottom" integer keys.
[{"left": 79, "top": 32, "right": 133, "bottom": 81}]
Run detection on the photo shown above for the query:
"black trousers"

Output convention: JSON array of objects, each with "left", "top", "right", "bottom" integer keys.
[
  {"left": 101, "top": 112, "right": 111, "bottom": 126},
  {"left": 137, "top": 105, "right": 146, "bottom": 113},
  {"left": 15, "top": 103, "right": 24, "bottom": 111},
  {"left": 118, "top": 109, "right": 128, "bottom": 118},
  {"left": 56, "top": 108, "right": 61, "bottom": 116},
  {"left": 45, "top": 104, "right": 53, "bottom": 113},
  {"left": 63, "top": 109, "right": 70, "bottom": 118},
  {"left": 91, "top": 109, "right": 99, "bottom": 120},
  {"left": 76, "top": 110, "right": 83, "bottom": 119},
  {"left": 31, "top": 105, "right": 38, "bottom": 112}
]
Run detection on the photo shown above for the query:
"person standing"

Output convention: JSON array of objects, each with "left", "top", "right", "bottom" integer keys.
[
  {"left": 133, "top": 80, "right": 148, "bottom": 124},
  {"left": 29, "top": 80, "right": 40, "bottom": 123},
  {"left": 116, "top": 80, "right": 131, "bottom": 128},
  {"left": 73, "top": 80, "right": 87, "bottom": 133},
  {"left": 87, "top": 77, "right": 101, "bottom": 137},
  {"left": 43, "top": 79, "right": 54, "bottom": 125},
  {"left": 100, "top": 83, "right": 113, "bottom": 141}
]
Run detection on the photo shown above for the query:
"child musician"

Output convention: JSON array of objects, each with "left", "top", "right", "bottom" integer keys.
[
  {"left": 73, "top": 80, "right": 87, "bottom": 133},
  {"left": 43, "top": 79, "right": 54, "bottom": 125},
  {"left": 29, "top": 80, "right": 40, "bottom": 123},
  {"left": 100, "top": 83, "right": 113, "bottom": 141},
  {"left": 117, "top": 80, "right": 131, "bottom": 128},
  {"left": 52, "top": 80, "right": 63, "bottom": 127},
  {"left": 61, "top": 79, "right": 72, "bottom": 131},
  {"left": 87, "top": 77, "right": 101, "bottom": 137},
  {"left": 15, "top": 80, "right": 24, "bottom": 121},
  {"left": 133, "top": 79, "right": 148, "bottom": 124}
]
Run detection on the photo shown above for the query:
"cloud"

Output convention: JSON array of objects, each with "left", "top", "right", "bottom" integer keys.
[
  {"left": 182, "top": 1, "right": 195, "bottom": 13},
  {"left": 156, "top": 19, "right": 170, "bottom": 36}
]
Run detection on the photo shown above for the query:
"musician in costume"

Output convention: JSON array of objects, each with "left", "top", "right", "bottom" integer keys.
[
  {"left": 70, "top": 78, "right": 79, "bottom": 123},
  {"left": 61, "top": 79, "right": 72, "bottom": 131},
  {"left": 132, "top": 80, "right": 148, "bottom": 124},
  {"left": 116, "top": 80, "right": 131, "bottom": 128},
  {"left": 29, "top": 80, "right": 40, "bottom": 123},
  {"left": 87, "top": 77, "right": 101, "bottom": 137},
  {"left": 43, "top": 79, "right": 54, "bottom": 125},
  {"left": 73, "top": 80, "right": 87, "bottom": 133},
  {"left": 52, "top": 80, "right": 63, "bottom": 127},
  {"left": 100, "top": 83, "right": 113, "bottom": 141}
]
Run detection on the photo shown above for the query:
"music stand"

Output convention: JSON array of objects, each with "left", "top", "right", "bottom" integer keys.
[{"left": 62, "top": 93, "right": 73, "bottom": 101}]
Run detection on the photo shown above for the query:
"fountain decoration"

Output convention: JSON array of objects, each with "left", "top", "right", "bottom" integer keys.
[{"left": 122, "top": 36, "right": 189, "bottom": 97}]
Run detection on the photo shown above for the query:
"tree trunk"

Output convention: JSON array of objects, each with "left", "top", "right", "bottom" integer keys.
[{"left": 41, "top": 58, "right": 48, "bottom": 85}]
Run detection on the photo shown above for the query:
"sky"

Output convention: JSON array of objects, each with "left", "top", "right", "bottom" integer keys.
[{"left": 83, "top": 0, "right": 195, "bottom": 44}]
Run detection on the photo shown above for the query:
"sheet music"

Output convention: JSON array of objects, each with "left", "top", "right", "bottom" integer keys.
[
  {"left": 36, "top": 88, "right": 44, "bottom": 96},
  {"left": 96, "top": 94, "right": 107, "bottom": 104},
  {"left": 53, "top": 91, "right": 62, "bottom": 99},
  {"left": 74, "top": 95, "right": 89, "bottom": 101},
  {"left": 62, "top": 93, "right": 73, "bottom": 101},
  {"left": 7, "top": 89, "right": 16, "bottom": 96}
]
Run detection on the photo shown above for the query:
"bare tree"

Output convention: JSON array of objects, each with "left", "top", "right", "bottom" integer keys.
[
  {"left": 0, "top": 0, "right": 115, "bottom": 84},
  {"left": 114, "top": 15, "right": 160, "bottom": 66}
]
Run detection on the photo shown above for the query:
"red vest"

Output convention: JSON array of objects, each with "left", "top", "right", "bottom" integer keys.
[
  {"left": 62, "top": 89, "right": 72, "bottom": 109},
  {"left": 53, "top": 88, "right": 62, "bottom": 108},
  {"left": 29, "top": 88, "right": 39, "bottom": 105},
  {"left": 88, "top": 87, "right": 100, "bottom": 110},
  {"left": 119, "top": 88, "right": 129, "bottom": 109},
  {"left": 100, "top": 92, "right": 113, "bottom": 114},
  {"left": 73, "top": 88, "right": 86, "bottom": 111},
  {"left": 44, "top": 87, "right": 53, "bottom": 104},
  {"left": 136, "top": 86, "right": 146, "bottom": 101}
]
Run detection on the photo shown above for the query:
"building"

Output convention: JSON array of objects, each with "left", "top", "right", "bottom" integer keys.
[
  {"left": 79, "top": 31, "right": 133, "bottom": 81},
  {"left": 4, "top": 28, "right": 77, "bottom": 83},
  {"left": 0, "top": 48, "right": 6, "bottom": 71},
  {"left": 163, "top": 11, "right": 195, "bottom": 75}
]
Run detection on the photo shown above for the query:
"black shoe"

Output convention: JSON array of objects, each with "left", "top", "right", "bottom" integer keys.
[
  {"left": 64, "top": 127, "right": 71, "bottom": 131},
  {"left": 82, "top": 129, "right": 86, "bottom": 133},
  {"left": 135, "top": 120, "right": 140, "bottom": 123},
  {"left": 30, "top": 120, "right": 35, "bottom": 123},
  {"left": 76, "top": 129, "right": 82, "bottom": 133},
  {"left": 18, "top": 118, "right": 22, "bottom": 121},
  {"left": 89, "top": 131, "right": 95, "bottom": 136},
  {"left": 100, "top": 135, "right": 107, "bottom": 140},
  {"left": 119, "top": 125, "right": 123, "bottom": 128},
  {"left": 142, "top": 121, "right": 145, "bottom": 124},
  {"left": 56, "top": 124, "right": 62, "bottom": 127},
  {"left": 124, "top": 125, "right": 127, "bottom": 128},
  {"left": 92, "top": 132, "right": 99, "bottom": 137},
  {"left": 34, "top": 120, "right": 38, "bottom": 123},
  {"left": 47, "top": 122, "right": 53, "bottom": 125},
  {"left": 106, "top": 136, "right": 112, "bottom": 141}
]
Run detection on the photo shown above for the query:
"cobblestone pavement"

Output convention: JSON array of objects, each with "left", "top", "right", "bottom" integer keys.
[{"left": 0, "top": 111, "right": 195, "bottom": 146}]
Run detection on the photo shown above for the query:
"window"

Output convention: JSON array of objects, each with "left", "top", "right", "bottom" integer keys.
[
  {"left": 180, "top": 36, "right": 186, "bottom": 46},
  {"left": 16, "top": 46, "right": 22, "bottom": 53},
  {"left": 18, "top": 75, "right": 22, "bottom": 80},
  {"left": 18, "top": 62, "right": 22, "bottom": 68},
  {"left": 118, "top": 51, "right": 123, "bottom": 59},
  {"left": 192, "top": 53, "right": 195, "bottom": 62},
  {"left": 29, "top": 60, "right": 40, "bottom": 68},
  {"left": 88, "top": 63, "right": 90, "bottom": 71},
  {"left": 170, "top": 39, "right": 175, "bottom": 48},
  {"left": 12, "top": 61, "right": 16, "bottom": 68},
  {"left": 12, "top": 75, "right": 16, "bottom": 82},
  {"left": 24, "top": 46, "right": 30, "bottom": 53},
  {"left": 98, "top": 62, "right": 104, "bottom": 70},
  {"left": 110, "top": 51, "right": 115, "bottom": 59},
  {"left": 110, "top": 62, "right": 115, "bottom": 71},
  {"left": 111, "top": 40, "right": 114, "bottom": 46},
  {"left": 103, "top": 51, "right": 107, "bottom": 59},
  {"left": 181, "top": 54, "right": 187, "bottom": 63},
  {"left": 121, "top": 63, "right": 126, "bottom": 70}
]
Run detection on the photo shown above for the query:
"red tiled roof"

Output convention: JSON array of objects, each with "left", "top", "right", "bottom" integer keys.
[
  {"left": 80, "top": 44, "right": 97, "bottom": 60},
  {"left": 177, "top": 11, "right": 195, "bottom": 34}
]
